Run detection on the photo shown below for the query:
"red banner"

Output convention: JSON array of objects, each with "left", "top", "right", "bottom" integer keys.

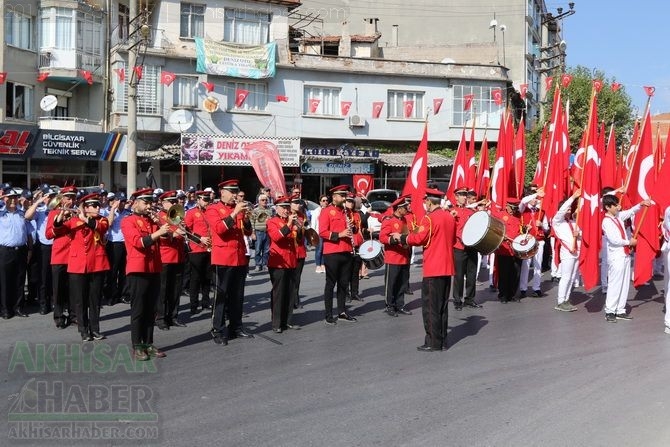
[
  {"left": 341, "top": 101, "right": 352, "bottom": 116},
  {"left": 353, "top": 174, "right": 373, "bottom": 196},
  {"left": 243, "top": 141, "right": 287, "bottom": 198}
]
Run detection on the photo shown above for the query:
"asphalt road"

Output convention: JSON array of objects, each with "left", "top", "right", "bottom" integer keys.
[{"left": 2, "top": 251, "right": 670, "bottom": 446}]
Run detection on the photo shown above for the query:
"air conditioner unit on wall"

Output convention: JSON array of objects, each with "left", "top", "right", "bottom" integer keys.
[{"left": 349, "top": 115, "right": 366, "bottom": 127}]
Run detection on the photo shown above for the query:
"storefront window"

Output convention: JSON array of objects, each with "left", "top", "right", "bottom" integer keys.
[{"left": 29, "top": 159, "right": 99, "bottom": 189}]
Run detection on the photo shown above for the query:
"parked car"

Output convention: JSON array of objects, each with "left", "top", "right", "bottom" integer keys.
[
  {"left": 365, "top": 200, "right": 393, "bottom": 239},
  {"left": 366, "top": 189, "right": 399, "bottom": 204}
]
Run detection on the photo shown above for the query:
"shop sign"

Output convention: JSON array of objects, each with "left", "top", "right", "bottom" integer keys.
[
  {"left": 180, "top": 134, "right": 300, "bottom": 167},
  {"left": 300, "top": 161, "right": 374, "bottom": 174},
  {"left": 0, "top": 124, "right": 127, "bottom": 161},
  {"left": 302, "top": 148, "right": 379, "bottom": 158}
]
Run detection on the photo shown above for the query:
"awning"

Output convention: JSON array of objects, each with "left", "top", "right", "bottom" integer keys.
[
  {"left": 379, "top": 152, "right": 453, "bottom": 167},
  {"left": 138, "top": 144, "right": 180, "bottom": 160}
]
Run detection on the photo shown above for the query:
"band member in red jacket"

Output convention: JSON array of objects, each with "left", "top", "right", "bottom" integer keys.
[
  {"left": 155, "top": 190, "right": 187, "bottom": 330},
  {"left": 397, "top": 187, "right": 456, "bottom": 352},
  {"left": 121, "top": 188, "right": 170, "bottom": 361},
  {"left": 345, "top": 193, "right": 365, "bottom": 302},
  {"left": 379, "top": 195, "right": 412, "bottom": 316},
  {"left": 184, "top": 190, "right": 212, "bottom": 314},
  {"left": 45, "top": 185, "right": 77, "bottom": 328},
  {"left": 205, "top": 180, "right": 254, "bottom": 345},
  {"left": 289, "top": 195, "right": 307, "bottom": 311},
  {"left": 266, "top": 196, "right": 298, "bottom": 332},
  {"left": 55, "top": 193, "right": 110, "bottom": 341},
  {"left": 318, "top": 185, "right": 357, "bottom": 325},
  {"left": 490, "top": 198, "right": 523, "bottom": 303},
  {"left": 451, "top": 187, "right": 482, "bottom": 310}
]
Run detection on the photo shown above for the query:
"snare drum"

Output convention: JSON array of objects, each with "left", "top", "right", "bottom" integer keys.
[
  {"left": 359, "top": 240, "right": 385, "bottom": 270},
  {"left": 511, "top": 234, "right": 538, "bottom": 260},
  {"left": 461, "top": 211, "right": 505, "bottom": 255}
]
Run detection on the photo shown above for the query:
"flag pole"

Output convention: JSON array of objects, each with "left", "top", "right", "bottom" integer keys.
[{"left": 623, "top": 97, "right": 653, "bottom": 193}]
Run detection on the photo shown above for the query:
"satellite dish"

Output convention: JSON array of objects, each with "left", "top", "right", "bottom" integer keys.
[
  {"left": 40, "top": 95, "right": 58, "bottom": 112},
  {"left": 167, "top": 109, "right": 194, "bottom": 132}
]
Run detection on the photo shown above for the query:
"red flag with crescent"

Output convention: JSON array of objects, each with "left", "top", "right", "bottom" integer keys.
[
  {"left": 611, "top": 82, "right": 621, "bottom": 92},
  {"left": 308, "top": 98, "right": 320, "bottom": 113},
  {"left": 403, "top": 100, "right": 414, "bottom": 118},
  {"left": 353, "top": 174, "right": 373, "bottom": 196},
  {"left": 133, "top": 65, "right": 143, "bottom": 81},
  {"left": 201, "top": 82, "right": 214, "bottom": 93},
  {"left": 0, "top": 72, "right": 7, "bottom": 84},
  {"left": 160, "top": 71, "right": 176, "bottom": 86},
  {"left": 372, "top": 101, "right": 384, "bottom": 119},
  {"left": 561, "top": 73, "right": 573, "bottom": 88},
  {"left": 341, "top": 101, "right": 352, "bottom": 116},
  {"left": 401, "top": 124, "right": 428, "bottom": 220},
  {"left": 276, "top": 95, "right": 289, "bottom": 102},
  {"left": 463, "top": 94, "right": 474, "bottom": 111},
  {"left": 114, "top": 68, "right": 126, "bottom": 83},
  {"left": 476, "top": 137, "right": 491, "bottom": 199},
  {"left": 433, "top": 98, "right": 443, "bottom": 114},
  {"left": 37, "top": 72, "right": 50, "bottom": 82},
  {"left": 593, "top": 79, "right": 603, "bottom": 93},
  {"left": 492, "top": 89, "right": 503, "bottom": 106},
  {"left": 235, "top": 89, "right": 250, "bottom": 107},
  {"left": 643, "top": 86, "right": 655, "bottom": 97},
  {"left": 447, "top": 129, "right": 468, "bottom": 203},
  {"left": 520, "top": 84, "right": 528, "bottom": 98},
  {"left": 80, "top": 70, "right": 93, "bottom": 85},
  {"left": 545, "top": 76, "right": 554, "bottom": 92},
  {"left": 243, "top": 140, "right": 287, "bottom": 197}
]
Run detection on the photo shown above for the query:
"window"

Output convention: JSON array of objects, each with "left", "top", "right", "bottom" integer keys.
[
  {"left": 6, "top": 82, "right": 34, "bottom": 120},
  {"left": 39, "top": 7, "right": 74, "bottom": 50},
  {"left": 387, "top": 90, "right": 424, "bottom": 119},
  {"left": 304, "top": 86, "right": 340, "bottom": 116},
  {"left": 5, "top": 11, "right": 34, "bottom": 50},
  {"left": 115, "top": 65, "right": 161, "bottom": 114},
  {"left": 174, "top": 76, "right": 198, "bottom": 108},
  {"left": 224, "top": 9, "right": 270, "bottom": 45},
  {"left": 180, "top": 3, "right": 204, "bottom": 38},
  {"left": 453, "top": 85, "right": 504, "bottom": 127},
  {"left": 76, "top": 11, "right": 103, "bottom": 56},
  {"left": 118, "top": 4, "right": 129, "bottom": 41},
  {"left": 227, "top": 82, "right": 268, "bottom": 111}
]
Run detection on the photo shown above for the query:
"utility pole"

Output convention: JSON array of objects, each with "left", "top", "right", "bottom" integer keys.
[{"left": 127, "top": 0, "right": 138, "bottom": 193}]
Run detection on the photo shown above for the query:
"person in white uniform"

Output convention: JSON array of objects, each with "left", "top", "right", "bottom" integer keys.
[
  {"left": 601, "top": 194, "right": 650, "bottom": 322},
  {"left": 519, "top": 187, "right": 550, "bottom": 297},
  {"left": 662, "top": 206, "right": 670, "bottom": 334},
  {"left": 551, "top": 189, "right": 581, "bottom": 312}
]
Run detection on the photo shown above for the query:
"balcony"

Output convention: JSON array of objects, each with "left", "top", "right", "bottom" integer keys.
[
  {"left": 38, "top": 49, "right": 103, "bottom": 81},
  {"left": 39, "top": 116, "right": 103, "bottom": 133}
]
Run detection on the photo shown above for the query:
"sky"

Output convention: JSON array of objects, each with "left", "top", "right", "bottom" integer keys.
[{"left": 562, "top": 1, "right": 670, "bottom": 115}]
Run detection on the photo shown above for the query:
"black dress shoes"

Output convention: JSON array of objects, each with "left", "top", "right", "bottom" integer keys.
[
  {"left": 234, "top": 330, "right": 254, "bottom": 339},
  {"left": 91, "top": 332, "right": 106, "bottom": 340},
  {"left": 272, "top": 328, "right": 282, "bottom": 333},
  {"left": 464, "top": 301, "right": 483, "bottom": 309},
  {"left": 454, "top": 301, "right": 463, "bottom": 311},
  {"left": 417, "top": 345, "right": 442, "bottom": 352},
  {"left": 397, "top": 308, "right": 413, "bottom": 315},
  {"left": 15, "top": 310, "right": 29, "bottom": 317},
  {"left": 211, "top": 332, "right": 228, "bottom": 345},
  {"left": 170, "top": 320, "right": 187, "bottom": 328},
  {"left": 157, "top": 323, "right": 170, "bottom": 331}
]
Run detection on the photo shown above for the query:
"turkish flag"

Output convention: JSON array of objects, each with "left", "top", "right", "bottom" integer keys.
[
  {"left": 275, "top": 95, "right": 289, "bottom": 102},
  {"left": 114, "top": 68, "right": 126, "bottom": 82},
  {"left": 447, "top": 129, "right": 468, "bottom": 203},
  {"left": 403, "top": 100, "right": 414, "bottom": 118},
  {"left": 545, "top": 76, "right": 554, "bottom": 92},
  {"left": 492, "top": 89, "right": 503, "bottom": 106},
  {"left": 201, "top": 82, "right": 214, "bottom": 93},
  {"left": 353, "top": 174, "right": 373, "bottom": 196},
  {"left": 611, "top": 82, "right": 622, "bottom": 92},
  {"left": 401, "top": 124, "right": 428, "bottom": 220},
  {"left": 37, "top": 72, "right": 49, "bottom": 82},
  {"left": 601, "top": 124, "right": 618, "bottom": 188},
  {"left": 561, "top": 73, "right": 573, "bottom": 88},
  {"left": 643, "top": 86, "right": 655, "bottom": 97},
  {"left": 235, "top": 89, "right": 250, "bottom": 107},
  {"left": 372, "top": 101, "right": 384, "bottom": 119},
  {"left": 463, "top": 94, "right": 474, "bottom": 111},
  {"left": 133, "top": 65, "right": 143, "bottom": 81},
  {"left": 341, "top": 101, "right": 352, "bottom": 116},
  {"left": 651, "top": 128, "right": 670, "bottom": 210},
  {"left": 577, "top": 97, "right": 601, "bottom": 290},
  {"left": 160, "top": 71, "right": 176, "bottom": 86},
  {"left": 433, "top": 98, "right": 443, "bottom": 114},
  {"left": 80, "top": 70, "right": 93, "bottom": 85},
  {"left": 490, "top": 114, "right": 509, "bottom": 208},
  {"left": 513, "top": 118, "right": 526, "bottom": 198},
  {"left": 520, "top": 84, "right": 528, "bottom": 98},
  {"left": 541, "top": 90, "right": 570, "bottom": 221},
  {"left": 308, "top": 98, "right": 320, "bottom": 113},
  {"left": 532, "top": 125, "right": 548, "bottom": 187},
  {"left": 243, "top": 141, "right": 287, "bottom": 197},
  {"left": 593, "top": 79, "right": 603, "bottom": 93},
  {"left": 466, "top": 126, "right": 477, "bottom": 190},
  {"left": 626, "top": 110, "right": 654, "bottom": 204},
  {"left": 476, "top": 137, "right": 491, "bottom": 199},
  {"left": 0, "top": 72, "right": 7, "bottom": 84}
]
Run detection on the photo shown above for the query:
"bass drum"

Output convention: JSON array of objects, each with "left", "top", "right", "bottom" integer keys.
[
  {"left": 461, "top": 211, "right": 505, "bottom": 255},
  {"left": 358, "top": 240, "right": 385, "bottom": 270},
  {"left": 512, "top": 234, "right": 538, "bottom": 260}
]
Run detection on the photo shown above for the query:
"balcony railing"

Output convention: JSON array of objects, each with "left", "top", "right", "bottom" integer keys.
[
  {"left": 39, "top": 116, "right": 103, "bottom": 133},
  {"left": 38, "top": 49, "right": 103, "bottom": 72}
]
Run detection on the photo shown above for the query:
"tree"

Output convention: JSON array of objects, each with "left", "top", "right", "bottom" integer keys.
[{"left": 525, "top": 65, "right": 634, "bottom": 184}]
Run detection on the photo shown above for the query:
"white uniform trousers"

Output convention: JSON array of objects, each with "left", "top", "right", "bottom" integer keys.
[
  {"left": 600, "top": 234, "right": 608, "bottom": 291},
  {"left": 604, "top": 255, "right": 632, "bottom": 315},
  {"left": 520, "top": 240, "right": 544, "bottom": 292},
  {"left": 557, "top": 253, "right": 579, "bottom": 304},
  {"left": 664, "top": 248, "right": 670, "bottom": 329},
  {"left": 550, "top": 236, "right": 561, "bottom": 279}
]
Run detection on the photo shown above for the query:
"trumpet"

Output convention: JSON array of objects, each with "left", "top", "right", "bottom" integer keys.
[
  {"left": 345, "top": 210, "right": 356, "bottom": 255},
  {"left": 166, "top": 204, "right": 211, "bottom": 250},
  {"left": 47, "top": 194, "right": 80, "bottom": 213}
]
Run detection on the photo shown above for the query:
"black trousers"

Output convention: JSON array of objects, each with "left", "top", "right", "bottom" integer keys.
[
  {"left": 69, "top": 271, "right": 104, "bottom": 335},
  {"left": 39, "top": 243, "right": 53, "bottom": 310},
  {"left": 453, "top": 248, "right": 478, "bottom": 303},
  {"left": 212, "top": 265, "right": 246, "bottom": 336},
  {"left": 385, "top": 263, "right": 409, "bottom": 310},
  {"left": 292, "top": 257, "right": 305, "bottom": 308},
  {"left": 349, "top": 254, "right": 363, "bottom": 299},
  {"left": 421, "top": 276, "right": 451, "bottom": 349},
  {"left": 188, "top": 252, "right": 211, "bottom": 309},
  {"left": 323, "top": 252, "right": 353, "bottom": 319},
  {"left": 157, "top": 263, "right": 183, "bottom": 325},
  {"left": 127, "top": 273, "right": 160, "bottom": 347},
  {"left": 0, "top": 245, "right": 28, "bottom": 316},
  {"left": 26, "top": 242, "right": 40, "bottom": 303},
  {"left": 269, "top": 267, "right": 296, "bottom": 330},
  {"left": 51, "top": 264, "right": 70, "bottom": 324},
  {"left": 105, "top": 241, "right": 127, "bottom": 304},
  {"left": 497, "top": 255, "right": 522, "bottom": 301}
]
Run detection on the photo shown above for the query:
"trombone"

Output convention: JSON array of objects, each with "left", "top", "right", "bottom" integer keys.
[
  {"left": 47, "top": 194, "right": 81, "bottom": 214},
  {"left": 167, "top": 204, "right": 211, "bottom": 250}
]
